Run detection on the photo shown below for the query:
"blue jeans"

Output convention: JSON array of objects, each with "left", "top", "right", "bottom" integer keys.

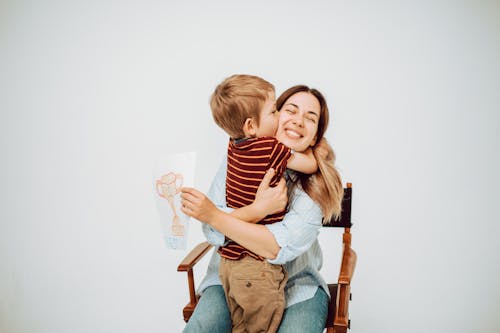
[{"left": 183, "top": 285, "right": 328, "bottom": 333}]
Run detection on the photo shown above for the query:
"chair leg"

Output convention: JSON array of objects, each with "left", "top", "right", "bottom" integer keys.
[
  {"left": 182, "top": 303, "right": 196, "bottom": 322},
  {"left": 333, "top": 326, "right": 348, "bottom": 333}
]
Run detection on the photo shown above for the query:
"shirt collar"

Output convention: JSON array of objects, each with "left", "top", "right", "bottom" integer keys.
[{"left": 285, "top": 169, "right": 299, "bottom": 182}]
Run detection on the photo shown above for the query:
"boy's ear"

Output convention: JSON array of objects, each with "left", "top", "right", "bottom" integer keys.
[{"left": 243, "top": 118, "right": 257, "bottom": 137}]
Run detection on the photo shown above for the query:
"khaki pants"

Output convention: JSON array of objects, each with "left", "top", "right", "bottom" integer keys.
[{"left": 219, "top": 256, "right": 287, "bottom": 333}]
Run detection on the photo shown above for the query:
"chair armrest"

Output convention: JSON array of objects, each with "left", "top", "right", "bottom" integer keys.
[
  {"left": 333, "top": 244, "right": 356, "bottom": 333},
  {"left": 334, "top": 283, "right": 352, "bottom": 332},
  {"left": 338, "top": 246, "right": 356, "bottom": 285},
  {"left": 177, "top": 241, "right": 214, "bottom": 322},
  {"left": 177, "top": 241, "right": 213, "bottom": 272}
]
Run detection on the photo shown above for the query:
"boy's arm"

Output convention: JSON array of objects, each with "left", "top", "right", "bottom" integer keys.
[{"left": 286, "top": 148, "right": 318, "bottom": 174}]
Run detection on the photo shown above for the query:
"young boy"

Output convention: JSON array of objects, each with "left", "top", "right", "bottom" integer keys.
[{"left": 210, "top": 74, "right": 317, "bottom": 333}]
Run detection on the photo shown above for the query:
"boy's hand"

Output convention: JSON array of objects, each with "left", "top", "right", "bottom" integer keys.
[
  {"left": 253, "top": 168, "right": 288, "bottom": 215},
  {"left": 180, "top": 187, "right": 219, "bottom": 223}
]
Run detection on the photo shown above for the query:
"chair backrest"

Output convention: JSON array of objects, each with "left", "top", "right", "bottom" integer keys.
[
  {"left": 323, "top": 183, "right": 352, "bottom": 228},
  {"left": 321, "top": 183, "right": 355, "bottom": 332}
]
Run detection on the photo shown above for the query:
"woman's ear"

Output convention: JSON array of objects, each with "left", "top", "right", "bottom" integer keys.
[{"left": 243, "top": 118, "right": 257, "bottom": 137}]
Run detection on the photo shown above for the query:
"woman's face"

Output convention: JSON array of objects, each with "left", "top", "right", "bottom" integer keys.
[{"left": 276, "top": 91, "right": 320, "bottom": 152}]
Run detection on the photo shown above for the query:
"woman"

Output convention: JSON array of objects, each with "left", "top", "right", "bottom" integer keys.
[{"left": 181, "top": 85, "right": 343, "bottom": 333}]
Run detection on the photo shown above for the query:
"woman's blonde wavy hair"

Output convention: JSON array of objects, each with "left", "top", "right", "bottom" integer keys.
[{"left": 276, "top": 85, "right": 344, "bottom": 222}]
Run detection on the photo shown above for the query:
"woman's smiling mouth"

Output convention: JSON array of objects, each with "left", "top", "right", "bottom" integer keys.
[{"left": 285, "top": 129, "right": 303, "bottom": 138}]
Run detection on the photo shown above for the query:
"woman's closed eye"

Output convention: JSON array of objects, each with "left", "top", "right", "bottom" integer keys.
[{"left": 306, "top": 115, "right": 317, "bottom": 123}]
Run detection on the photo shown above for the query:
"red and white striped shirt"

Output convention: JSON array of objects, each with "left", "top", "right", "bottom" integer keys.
[{"left": 218, "top": 136, "right": 291, "bottom": 260}]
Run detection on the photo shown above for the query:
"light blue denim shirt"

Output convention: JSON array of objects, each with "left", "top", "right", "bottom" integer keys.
[{"left": 197, "top": 155, "right": 329, "bottom": 307}]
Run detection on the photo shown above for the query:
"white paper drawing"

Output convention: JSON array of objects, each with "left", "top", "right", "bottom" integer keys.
[
  {"left": 156, "top": 172, "right": 184, "bottom": 236},
  {"left": 154, "top": 152, "right": 196, "bottom": 250}
]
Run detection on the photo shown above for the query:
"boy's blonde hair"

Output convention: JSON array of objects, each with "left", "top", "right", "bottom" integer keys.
[{"left": 210, "top": 74, "right": 275, "bottom": 139}]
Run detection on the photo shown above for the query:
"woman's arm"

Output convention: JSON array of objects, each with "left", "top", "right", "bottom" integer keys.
[
  {"left": 182, "top": 175, "right": 323, "bottom": 262},
  {"left": 193, "top": 155, "right": 321, "bottom": 261},
  {"left": 201, "top": 156, "right": 228, "bottom": 246},
  {"left": 265, "top": 184, "right": 323, "bottom": 265},
  {"left": 182, "top": 187, "right": 281, "bottom": 259},
  {"left": 182, "top": 183, "right": 323, "bottom": 262}
]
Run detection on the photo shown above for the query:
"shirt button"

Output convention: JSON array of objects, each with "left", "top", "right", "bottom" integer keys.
[{"left": 246, "top": 282, "right": 252, "bottom": 288}]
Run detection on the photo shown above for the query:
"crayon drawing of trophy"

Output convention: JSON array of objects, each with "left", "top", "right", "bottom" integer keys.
[{"left": 156, "top": 172, "right": 184, "bottom": 236}]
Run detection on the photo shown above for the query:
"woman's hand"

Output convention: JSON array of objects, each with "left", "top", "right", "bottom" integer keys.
[
  {"left": 180, "top": 187, "right": 220, "bottom": 224},
  {"left": 253, "top": 168, "right": 288, "bottom": 216}
]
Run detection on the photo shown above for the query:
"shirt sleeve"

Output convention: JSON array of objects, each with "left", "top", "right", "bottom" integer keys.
[
  {"left": 203, "top": 154, "right": 233, "bottom": 246},
  {"left": 268, "top": 140, "right": 292, "bottom": 184},
  {"left": 265, "top": 185, "right": 323, "bottom": 265}
]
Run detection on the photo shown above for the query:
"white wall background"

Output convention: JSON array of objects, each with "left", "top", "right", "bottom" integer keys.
[{"left": 1, "top": 0, "right": 499, "bottom": 332}]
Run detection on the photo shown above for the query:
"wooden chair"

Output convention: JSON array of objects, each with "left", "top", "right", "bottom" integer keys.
[{"left": 177, "top": 183, "right": 356, "bottom": 333}]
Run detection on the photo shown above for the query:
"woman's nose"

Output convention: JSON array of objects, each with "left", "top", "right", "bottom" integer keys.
[{"left": 292, "top": 114, "right": 304, "bottom": 127}]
